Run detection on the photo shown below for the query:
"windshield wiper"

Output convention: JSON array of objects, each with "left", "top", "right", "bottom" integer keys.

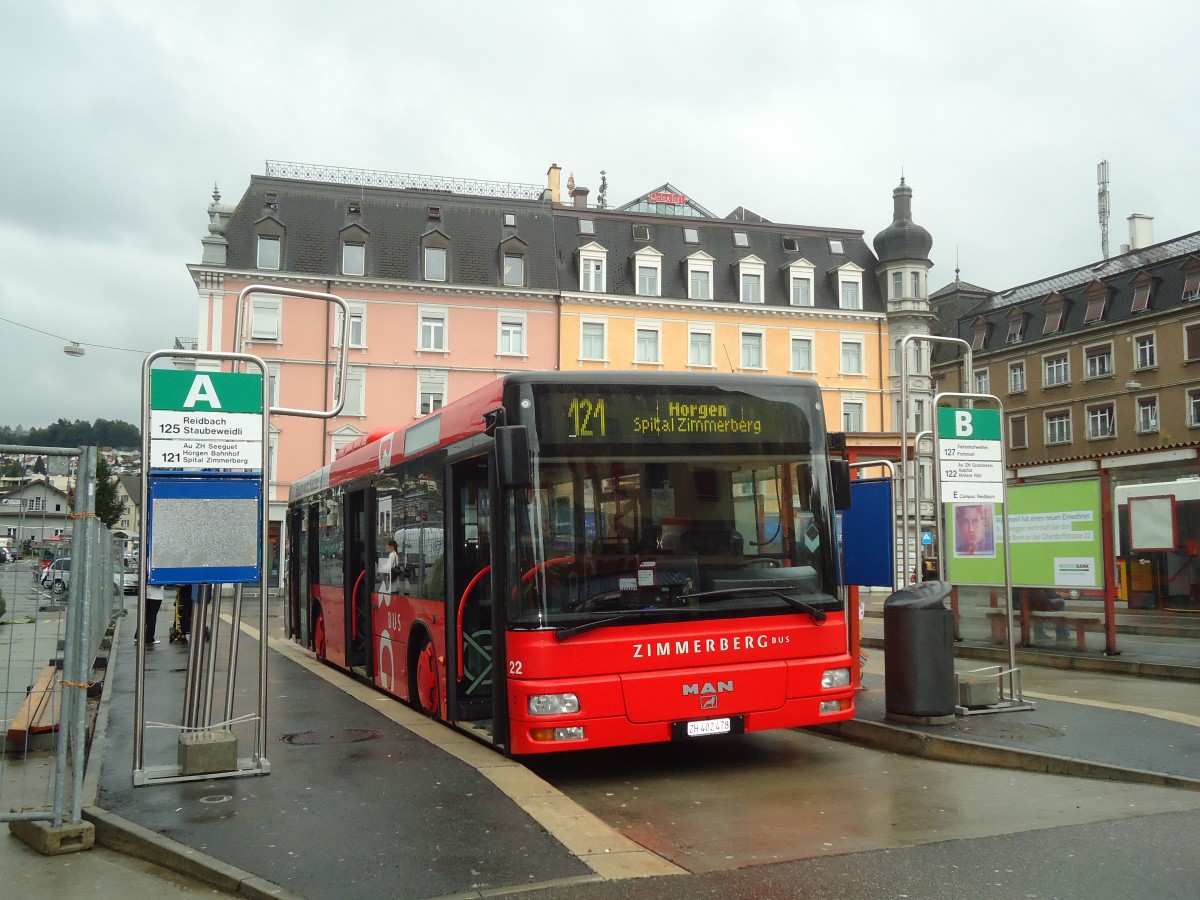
[
  {"left": 678, "top": 587, "right": 827, "bottom": 624},
  {"left": 555, "top": 613, "right": 638, "bottom": 641}
]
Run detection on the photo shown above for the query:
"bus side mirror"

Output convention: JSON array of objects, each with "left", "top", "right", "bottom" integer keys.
[
  {"left": 830, "top": 459, "right": 852, "bottom": 510},
  {"left": 496, "top": 425, "right": 531, "bottom": 489}
]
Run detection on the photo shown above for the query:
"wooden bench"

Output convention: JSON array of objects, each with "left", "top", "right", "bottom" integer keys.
[
  {"left": 5, "top": 664, "right": 62, "bottom": 750},
  {"left": 983, "top": 609, "right": 1102, "bottom": 650}
]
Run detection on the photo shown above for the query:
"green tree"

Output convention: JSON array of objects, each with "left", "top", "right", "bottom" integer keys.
[
  {"left": 33, "top": 456, "right": 46, "bottom": 474},
  {"left": 95, "top": 456, "right": 123, "bottom": 529}
]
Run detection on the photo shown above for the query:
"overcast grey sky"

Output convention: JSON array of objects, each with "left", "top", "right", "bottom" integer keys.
[{"left": 2, "top": 0, "right": 1197, "bottom": 429}]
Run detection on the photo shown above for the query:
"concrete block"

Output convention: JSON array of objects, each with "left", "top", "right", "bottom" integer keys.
[
  {"left": 178, "top": 730, "right": 238, "bottom": 776},
  {"left": 9, "top": 818, "right": 96, "bottom": 855},
  {"left": 958, "top": 676, "right": 999, "bottom": 709}
]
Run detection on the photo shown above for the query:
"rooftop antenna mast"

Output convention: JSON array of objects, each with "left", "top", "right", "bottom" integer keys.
[{"left": 1097, "top": 159, "right": 1110, "bottom": 260}]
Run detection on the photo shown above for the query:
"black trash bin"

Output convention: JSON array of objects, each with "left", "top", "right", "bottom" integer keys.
[{"left": 883, "top": 581, "right": 956, "bottom": 720}]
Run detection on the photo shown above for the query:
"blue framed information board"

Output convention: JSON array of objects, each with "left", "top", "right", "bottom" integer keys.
[{"left": 146, "top": 474, "right": 262, "bottom": 584}]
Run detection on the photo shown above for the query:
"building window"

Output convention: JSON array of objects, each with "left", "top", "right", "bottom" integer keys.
[
  {"left": 342, "top": 242, "right": 365, "bottom": 277},
  {"left": 783, "top": 237, "right": 801, "bottom": 252},
  {"left": 1009, "top": 415, "right": 1027, "bottom": 449},
  {"left": 973, "top": 368, "right": 990, "bottom": 395},
  {"left": 1046, "top": 410, "right": 1072, "bottom": 444},
  {"left": 266, "top": 363, "right": 280, "bottom": 408},
  {"left": 842, "top": 400, "right": 864, "bottom": 431},
  {"left": 1137, "top": 396, "right": 1159, "bottom": 433},
  {"left": 911, "top": 272, "right": 922, "bottom": 299},
  {"left": 637, "top": 265, "right": 659, "bottom": 297},
  {"left": 840, "top": 281, "right": 861, "bottom": 310},
  {"left": 424, "top": 246, "right": 447, "bottom": 282},
  {"left": 419, "top": 309, "right": 447, "bottom": 352},
  {"left": 502, "top": 253, "right": 525, "bottom": 287},
  {"left": 741, "top": 272, "right": 762, "bottom": 303},
  {"left": 740, "top": 330, "right": 764, "bottom": 369},
  {"left": 1186, "top": 322, "right": 1200, "bottom": 361},
  {"left": 580, "top": 246, "right": 607, "bottom": 293},
  {"left": 499, "top": 315, "right": 526, "bottom": 356},
  {"left": 1188, "top": 388, "right": 1200, "bottom": 427},
  {"left": 1006, "top": 312, "right": 1025, "bottom": 343},
  {"left": 1087, "top": 403, "right": 1115, "bottom": 439},
  {"left": 1044, "top": 352, "right": 1070, "bottom": 387},
  {"left": 1131, "top": 277, "right": 1154, "bottom": 313},
  {"left": 1084, "top": 292, "right": 1108, "bottom": 324},
  {"left": 891, "top": 272, "right": 903, "bottom": 299},
  {"left": 1085, "top": 344, "right": 1113, "bottom": 379},
  {"left": 733, "top": 231, "right": 749, "bottom": 248},
  {"left": 418, "top": 371, "right": 447, "bottom": 416},
  {"left": 788, "top": 275, "right": 811, "bottom": 307},
  {"left": 635, "top": 324, "right": 661, "bottom": 364},
  {"left": 342, "top": 366, "right": 365, "bottom": 416},
  {"left": 1184, "top": 266, "right": 1200, "bottom": 301},
  {"left": 690, "top": 268, "right": 710, "bottom": 301},
  {"left": 1009, "top": 361, "right": 1026, "bottom": 393},
  {"left": 683, "top": 227, "right": 699, "bottom": 244},
  {"left": 257, "top": 235, "right": 281, "bottom": 270},
  {"left": 503, "top": 213, "right": 517, "bottom": 227},
  {"left": 335, "top": 305, "right": 366, "bottom": 349},
  {"left": 632, "top": 224, "right": 650, "bottom": 241},
  {"left": 790, "top": 335, "right": 813, "bottom": 372},
  {"left": 1135, "top": 333, "right": 1157, "bottom": 369},
  {"left": 970, "top": 319, "right": 989, "bottom": 351},
  {"left": 829, "top": 239, "right": 844, "bottom": 254},
  {"left": 580, "top": 321, "right": 606, "bottom": 360},
  {"left": 579, "top": 219, "right": 595, "bottom": 235},
  {"left": 689, "top": 329, "right": 713, "bottom": 367},
  {"left": 249, "top": 298, "right": 281, "bottom": 342},
  {"left": 841, "top": 339, "right": 864, "bottom": 374},
  {"left": 1043, "top": 296, "right": 1066, "bottom": 334}
]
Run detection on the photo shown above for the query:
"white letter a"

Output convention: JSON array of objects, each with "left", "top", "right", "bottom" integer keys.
[{"left": 183, "top": 375, "right": 222, "bottom": 410}]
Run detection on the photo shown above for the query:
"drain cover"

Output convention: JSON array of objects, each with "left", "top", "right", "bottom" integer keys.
[
  {"left": 279, "top": 728, "right": 383, "bottom": 745},
  {"left": 951, "top": 719, "right": 1063, "bottom": 742}
]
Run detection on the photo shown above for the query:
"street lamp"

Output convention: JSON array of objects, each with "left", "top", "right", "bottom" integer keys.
[{"left": 63, "top": 342, "right": 84, "bottom": 357}]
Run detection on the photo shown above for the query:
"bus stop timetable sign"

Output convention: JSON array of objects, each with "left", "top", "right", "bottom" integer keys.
[{"left": 150, "top": 370, "right": 263, "bottom": 471}]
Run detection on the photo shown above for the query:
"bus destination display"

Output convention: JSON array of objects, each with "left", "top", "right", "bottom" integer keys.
[{"left": 537, "top": 388, "right": 807, "bottom": 446}]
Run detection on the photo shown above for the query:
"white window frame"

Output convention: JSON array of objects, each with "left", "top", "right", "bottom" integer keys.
[
  {"left": 498, "top": 312, "right": 527, "bottom": 357},
  {"left": 835, "top": 263, "right": 864, "bottom": 310},
  {"left": 1134, "top": 332, "right": 1157, "bottom": 370},
  {"left": 1009, "top": 361, "right": 1026, "bottom": 393},
  {"left": 739, "top": 328, "right": 765, "bottom": 370},
  {"left": 787, "top": 258, "right": 816, "bottom": 307},
  {"left": 502, "top": 252, "right": 525, "bottom": 287},
  {"left": 911, "top": 271, "right": 923, "bottom": 299},
  {"left": 1045, "top": 410, "right": 1072, "bottom": 445},
  {"left": 634, "top": 247, "right": 663, "bottom": 297},
  {"left": 686, "top": 252, "right": 714, "bottom": 301},
  {"left": 790, "top": 332, "right": 814, "bottom": 372},
  {"left": 342, "top": 241, "right": 365, "bottom": 277},
  {"left": 249, "top": 297, "right": 281, "bottom": 342},
  {"left": 973, "top": 368, "right": 990, "bottom": 395},
  {"left": 1136, "top": 395, "right": 1159, "bottom": 434},
  {"left": 738, "top": 255, "right": 765, "bottom": 304},
  {"left": 688, "top": 325, "right": 714, "bottom": 368},
  {"left": 842, "top": 399, "right": 864, "bottom": 431},
  {"left": 1044, "top": 351, "right": 1070, "bottom": 387},
  {"left": 579, "top": 243, "right": 607, "bottom": 293},
  {"left": 418, "top": 306, "right": 448, "bottom": 353},
  {"left": 1086, "top": 402, "right": 1116, "bottom": 440},
  {"left": 634, "top": 321, "right": 662, "bottom": 365},
  {"left": 417, "top": 370, "right": 447, "bottom": 417},
  {"left": 579, "top": 319, "right": 607, "bottom": 361},
  {"left": 579, "top": 219, "right": 595, "bottom": 235},
  {"left": 840, "top": 337, "right": 865, "bottom": 375},
  {"left": 330, "top": 426, "right": 364, "bottom": 459},
  {"left": 334, "top": 303, "right": 367, "bottom": 349},
  {"left": 266, "top": 363, "right": 281, "bottom": 409},
  {"left": 1188, "top": 388, "right": 1200, "bottom": 427},
  {"left": 1084, "top": 343, "right": 1114, "bottom": 380},
  {"left": 257, "top": 235, "right": 281, "bottom": 270},
  {"left": 423, "top": 245, "right": 447, "bottom": 282},
  {"left": 892, "top": 271, "right": 903, "bottom": 299}
]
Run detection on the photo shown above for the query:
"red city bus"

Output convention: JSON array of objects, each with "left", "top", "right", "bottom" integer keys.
[{"left": 286, "top": 372, "right": 854, "bottom": 755}]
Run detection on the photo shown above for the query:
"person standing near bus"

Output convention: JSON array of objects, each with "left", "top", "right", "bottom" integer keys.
[
  {"left": 384, "top": 539, "right": 400, "bottom": 593},
  {"left": 138, "top": 582, "right": 164, "bottom": 645}
]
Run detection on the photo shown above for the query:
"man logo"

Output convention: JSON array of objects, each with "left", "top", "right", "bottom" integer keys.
[
  {"left": 700, "top": 696, "right": 718, "bottom": 710},
  {"left": 682, "top": 681, "right": 733, "bottom": 696}
]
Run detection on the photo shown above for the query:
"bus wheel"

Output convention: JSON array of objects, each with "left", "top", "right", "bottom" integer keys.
[
  {"left": 411, "top": 633, "right": 439, "bottom": 717},
  {"left": 313, "top": 607, "right": 327, "bottom": 661}
]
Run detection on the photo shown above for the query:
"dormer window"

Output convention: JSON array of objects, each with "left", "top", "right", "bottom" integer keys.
[
  {"left": 257, "top": 235, "right": 281, "bottom": 270},
  {"left": 686, "top": 252, "right": 714, "bottom": 301},
  {"left": 634, "top": 247, "right": 663, "bottom": 297},
  {"left": 578, "top": 242, "right": 607, "bottom": 293},
  {"left": 733, "top": 231, "right": 749, "bottom": 248},
  {"left": 834, "top": 262, "right": 864, "bottom": 310},
  {"left": 787, "top": 258, "right": 816, "bottom": 307},
  {"left": 970, "top": 318, "right": 989, "bottom": 351},
  {"left": 500, "top": 236, "right": 527, "bottom": 288},
  {"left": 1005, "top": 309, "right": 1026, "bottom": 343},
  {"left": 421, "top": 229, "right": 450, "bottom": 282},
  {"left": 1042, "top": 293, "right": 1066, "bottom": 334},
  {"left": 1130, "top": 273, "right": 1155, "bottom": 313},
  {"left": 737, "top": 256, "right": 766, "bottom": 304},
  {"left": 1082, "top": 279, "right": 1111, "bottom": 324},
  {"left": 342, "top": 242, "right": 365, "bottom": 276}
]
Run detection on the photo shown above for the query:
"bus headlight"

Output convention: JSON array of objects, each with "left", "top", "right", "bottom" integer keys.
[
  {"left": 821, "top": 668, "right": 851, "bottom": 689},
  {"left": 527, "top": 693, "right": 580, "bottom": 716}
]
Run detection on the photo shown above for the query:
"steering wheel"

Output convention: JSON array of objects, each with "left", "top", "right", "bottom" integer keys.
[{"left": 515, "top": 557, "right": 577, "bottom": 608}]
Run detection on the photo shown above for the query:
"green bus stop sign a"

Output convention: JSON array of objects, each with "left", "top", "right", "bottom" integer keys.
[{"left": 150, "top": 370, "right": 263, "bottom": 413}]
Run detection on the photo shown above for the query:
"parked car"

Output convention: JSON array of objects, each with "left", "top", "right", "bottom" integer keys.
[
  {"left": 116, "top": 557, "right": 138, "bottom": 594},
  {"left": 42, "top": 558, "right": 71, "bottom": 594}
]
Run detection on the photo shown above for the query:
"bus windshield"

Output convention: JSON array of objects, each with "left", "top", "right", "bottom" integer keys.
[{"left": 507, "top": 453, "right": 839, "bottom": 630}]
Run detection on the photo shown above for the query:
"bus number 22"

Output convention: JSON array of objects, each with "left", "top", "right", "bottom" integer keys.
[{"left": 508, "top": 660, "right": 523, "bottom": 675}]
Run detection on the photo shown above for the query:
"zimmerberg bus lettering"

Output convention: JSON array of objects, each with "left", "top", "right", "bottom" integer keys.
[
  {"left": 632, "top": 401, "right": 763, "bottom": 437},
  {"left": 632, "top": 634, "right": 770, "bottom": 658}
]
